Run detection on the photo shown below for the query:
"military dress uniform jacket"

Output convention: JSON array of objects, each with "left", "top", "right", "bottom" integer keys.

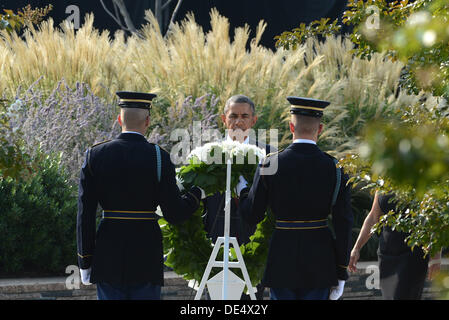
[
  {"left": 77, "top": 133, "right": 201, "bottom": 287},
  {"left": 238, "top": 142, "right": 353, "bottom": 289},
  {"left": 203, "top": 139, "right": 276, "bottom": 246}
]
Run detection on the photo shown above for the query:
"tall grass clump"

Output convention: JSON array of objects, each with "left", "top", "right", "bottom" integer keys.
[
  {"left": 0, "top": 9, "right": 433, "bottom": 156},
  {"left": 148, "top": 93, "right": 220, "bottom": 152},
  {"left": 0, "top": 15, "right": 132, "bottom": 100}
]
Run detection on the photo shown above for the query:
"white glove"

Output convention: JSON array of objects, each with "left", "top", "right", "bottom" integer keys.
[
  {"left": 197, "top": 187, "right": 206, "bottom": 199},
  {"left": 80, "top": 268, "right": 92, "bottom": 285},
  {"left": 236, "top": 175, "right": 248, "bottom": 196},
  {"left": 329, "top": 280, "right": 345, "bottom": 300},
  {"left": 176, "top": 177, "right": 185, "bottom": 192}
]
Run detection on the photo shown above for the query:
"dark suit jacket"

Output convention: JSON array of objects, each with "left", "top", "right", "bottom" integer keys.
[
  {"left": 77, "top": 133, "right": 201, "bottom": 286},
  {"left": 203, "top": 138, "right": 276, "bottom": 245},
  {"left": 238, "top": 142, "right": 353, "bottom": 289}
]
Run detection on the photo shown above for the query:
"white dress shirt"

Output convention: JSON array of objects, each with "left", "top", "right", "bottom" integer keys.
[
  {"left": 122, "top": 131, "right": 145, "bottom": 137},
  {"left": 293, "top": 138, "right": 316, "bottom": 145},
  {"left": 226, "top": 134, "right": 250, "bottom": 144}
]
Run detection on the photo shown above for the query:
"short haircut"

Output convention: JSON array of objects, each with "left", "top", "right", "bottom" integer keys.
[
  {"left": 121, "top": 108, "right": 149, "bottom": 129},
  {"left": 223, "top": 94, "right": 255, "bottom": 115},
  {"left": 291, "top": 114, "right": 321, "bottom": 135}
]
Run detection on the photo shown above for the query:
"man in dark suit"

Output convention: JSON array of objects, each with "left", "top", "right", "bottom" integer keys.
[
  {"left": 203, "top": 94, "right": 275, "bottom": 247},
  {"left": 76, "top": 91, "right": 202, "bottom": 300},
  {"left": 202, "top": 94, "right": 275, "bottom": 300},
  {"left": 236, "top": 96, "right": 353, "bottom": 300}
]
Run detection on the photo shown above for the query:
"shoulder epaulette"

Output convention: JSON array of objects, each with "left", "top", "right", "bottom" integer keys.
[
  {"left": 149, "top": 142, "right": 168, "bottom": 154},
  {"left": 91, "top": 139, "right": 111, "bottom": 148},
  {"left": 323, "top": 152, "right": 339, "bottom": 166},
  {"left": 158, "top": 145, "right": 168, "bottom": 154},
  {"left": 87, "top": 140, "right": 111, "bottom": 176}
]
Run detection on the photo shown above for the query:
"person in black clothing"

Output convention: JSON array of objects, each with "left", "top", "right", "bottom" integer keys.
[
  {"left": 203, "top": 94, "right": 275, "bottom": 247},
  {"left": 202, "top": 94, "right": 275, "bottom": 300},
  {"left": 236, "top": 96, "right": 353, "bottom": 300},
  {"left": 76, "top": 91, "right": 202, "bottom": 300},
  {"left": 349, "top": 191, "right": 442, "bottom": 299}
]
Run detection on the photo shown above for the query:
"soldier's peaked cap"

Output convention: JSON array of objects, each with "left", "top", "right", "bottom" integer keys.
[
  {"left": 287, "top": 96, "right": 330, "bottom": 118},
  {"left": 116, "top": 91, "right": 157, "bottom": 110}
]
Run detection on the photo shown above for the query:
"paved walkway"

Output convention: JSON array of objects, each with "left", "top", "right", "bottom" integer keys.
[{"left": 0, "top": 260, "right": 447, "bottom": 300}]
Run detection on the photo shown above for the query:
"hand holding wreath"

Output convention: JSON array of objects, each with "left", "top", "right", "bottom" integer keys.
[{"left": 159, "top": 141, "right": 275, "bottom": 286}]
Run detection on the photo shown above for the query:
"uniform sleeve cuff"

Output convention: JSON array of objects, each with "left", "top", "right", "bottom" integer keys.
[
  {"left": 188, "top": 187, "right": 201, "bottom": 205},
  {"left": 336, "top": 265, "right": 349, "bottom": 280},
  {"left": 77, "top": 253, "right": 93, "bottom": 269},
  {"left": 239, "top": 187, "right": 250, "bottom": 198}
]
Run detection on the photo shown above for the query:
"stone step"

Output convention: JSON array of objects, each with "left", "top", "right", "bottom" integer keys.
[{"left": 0, "top": 260, "right": 447, "bottom": 300}]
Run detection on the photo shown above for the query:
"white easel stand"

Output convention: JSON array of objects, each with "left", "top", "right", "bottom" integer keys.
[
  {"left": 193, "top": 236, "right": 257, "bottom": 300},
  {"left": 194, "top": 159, "right": 256, "bottom": 300}
]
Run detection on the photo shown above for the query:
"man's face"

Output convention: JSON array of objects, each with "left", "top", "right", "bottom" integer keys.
[
  {"left": 221, "top": 102, "right": 257, "bottom": 142},
  {"left": 221, "top": 102, "right": 257, "bottom": 141}
]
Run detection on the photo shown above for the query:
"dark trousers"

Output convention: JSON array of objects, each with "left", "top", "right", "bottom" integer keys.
[
  {"left": 241, "top": 283, "right": 266, "bottom": 300},
  {"left": 270, "top": 287, "right": 329, "bottom": 300},
  {"left": 97, "top": 282, "right": 161, "bottom": 300}
]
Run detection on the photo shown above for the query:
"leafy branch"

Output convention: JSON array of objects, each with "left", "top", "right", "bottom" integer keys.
[{"left": 0, "top": 5, "right": 53, "bottom": 33}]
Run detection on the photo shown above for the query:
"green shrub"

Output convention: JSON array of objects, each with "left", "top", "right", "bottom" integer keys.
[
  {"left": 0, "top": 99, "right": 32, "bottom": 180},
  {"left": 0, "top": 152, "right": 77, "bottom": 276}
]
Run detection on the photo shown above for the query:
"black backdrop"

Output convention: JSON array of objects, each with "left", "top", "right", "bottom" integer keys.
[
  {"left": 176, "top": 0, "right": 348, "bottom": 48},
  {"left": 1, "top": 0, "right": 349, "bottom": 48}
]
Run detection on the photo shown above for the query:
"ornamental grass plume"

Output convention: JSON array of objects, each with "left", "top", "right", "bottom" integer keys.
[
  {"left": 132, "top": 10, "right": 431, "bottom": 156},
  {"left": 148, "top": 93, "right": 220, "bottom": 152},
  {"left": 0, "top": 9, "right": 438, "bottom": 158},
  {"left": 0, "top": 15, "right": 131, "bottom": 100}
]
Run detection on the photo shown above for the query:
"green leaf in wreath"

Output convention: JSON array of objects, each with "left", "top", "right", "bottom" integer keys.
[
  {"left": 162, "top": 143, "right": 273, "bottom": 285},
  {"left": 195, "top": 173, "right": 211, "bottom": 187}
]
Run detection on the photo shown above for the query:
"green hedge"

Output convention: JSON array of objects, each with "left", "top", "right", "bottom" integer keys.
[{"left": 0, "top": 153, "right": 77, "bottom": 276}]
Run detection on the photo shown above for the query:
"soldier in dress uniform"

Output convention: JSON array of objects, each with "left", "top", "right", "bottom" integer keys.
[
  {"left": 76, "top": 91, "right": 202, "bottom": 300},
  {"left": 236, "top": 96, "right": 353, "bottom": 300}
]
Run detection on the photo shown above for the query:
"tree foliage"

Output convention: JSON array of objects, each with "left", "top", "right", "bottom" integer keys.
[
  {"left": 347, "top": 0, "right": 449, "bottom": 256},
  {"left": 275, "top": 0, "right": 448, "bottom": 98},
  {"left": 0, "top": 5, "right": 52, "bottom": 33},
  {"left": 341, "top": 102, "right": 449, "bottom": 257},
  {"left": 276, "top": 0, "right": 449, "bottom": 257}
]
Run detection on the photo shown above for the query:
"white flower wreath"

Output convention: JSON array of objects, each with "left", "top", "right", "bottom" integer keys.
[{"left": 159, "top": 140, "right": 274, "bottom": 286}]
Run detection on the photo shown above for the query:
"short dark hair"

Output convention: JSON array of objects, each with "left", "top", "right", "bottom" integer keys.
[
  {"left": 223, "top": 94, "right": 255, "bottom": 115},
  {"left": 291, "top": 114, "right": 321, "bottom": 135}
]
